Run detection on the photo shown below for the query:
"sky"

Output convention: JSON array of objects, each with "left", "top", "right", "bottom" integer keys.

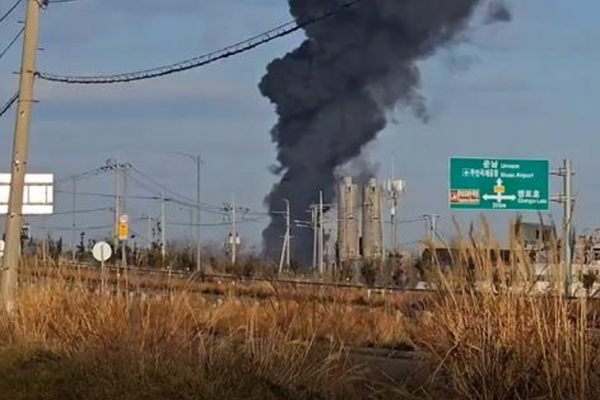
[{"left": 0, "top": 0, "right": 599, "bottom": 255}]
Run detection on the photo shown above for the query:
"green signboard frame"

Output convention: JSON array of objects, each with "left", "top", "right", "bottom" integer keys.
[{"left": 449, "top": 157, "right": 550, "bottom": 211}]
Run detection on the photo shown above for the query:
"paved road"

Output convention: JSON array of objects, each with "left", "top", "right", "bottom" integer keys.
[{"left": 347, "top": 349, "right": 432, "bottom": 388}]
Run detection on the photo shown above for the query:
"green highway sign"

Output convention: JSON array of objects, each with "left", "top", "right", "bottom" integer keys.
[{"left": 449, "top": 157, "right": 550, "bottom": 211}]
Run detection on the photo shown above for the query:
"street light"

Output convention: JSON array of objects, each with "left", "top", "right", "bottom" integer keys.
[{"left": 168, "top": 152, "right": 203, "bottom": 274}]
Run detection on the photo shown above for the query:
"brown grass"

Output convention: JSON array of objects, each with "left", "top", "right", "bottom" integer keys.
[
  {"left": 7, "top": 218, "right": 600, "bottom": 399},
  {"left": 412, "top": 218, "right": 600, "bottom": 400},
  {"left": 0, "top": 280, "right": 378, "bottom": 400}
]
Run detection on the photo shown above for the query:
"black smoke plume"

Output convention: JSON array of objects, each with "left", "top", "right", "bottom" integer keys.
[{"left": 260, "top": 0, "right": 510, "bottom": 265}]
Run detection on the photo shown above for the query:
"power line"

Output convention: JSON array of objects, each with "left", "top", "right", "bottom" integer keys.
[
  {"left": 36, "top": 0, "right": 367, "bottom": 85},
  {"left": 126, "top": 165, "right": 229, "bottom": 215},
  {"left": 54, "top": 189, "right": 163, "bottom": 200},
  {"left": 43, "top": 223, "right": 113, "bottom": 232},
  {"left": 0, "top": 0, "right": 24, "bottom": 25},
  {"left": 167, "top": 219, "right": 264, "bottom": 228},
  {"left": 128, "top": 165, "right": 195, "bottom": 204},
  {"left": 0, "top": 92, "right": 19, "bottom": 118},
  {"left": 399, "top": 217, "right": 429, "bottom": 224},
  {"left": 50, "top": 206, "right": 113, "bottom": 216},
  {"left": 54, "top": 165, "right": 112, "bottom": 185},
  {"left": 0, "top": 27, "right": 24, "bottom": 60}
]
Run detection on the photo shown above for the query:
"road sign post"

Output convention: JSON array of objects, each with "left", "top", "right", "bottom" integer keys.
[
  {"left": 92, "top": 241, "right": 112, "bottom": 295},
  {"left": 449, "top": 158, "right": 550, "bottom": 211}
]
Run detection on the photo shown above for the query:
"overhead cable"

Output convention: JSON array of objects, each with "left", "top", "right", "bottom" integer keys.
[
  {"left": 54, "top": 165, "right": 112, "bottom": 185},
  {"left": 0, "top": 27, "right": 24, "bottom": 60},
  {"left": 36, "top": 0, "right": 366, "bottom": 84},
  {"left": 47, "top": 206, "right": 113, "bottom": 216},
  {"left": 0, "top": 92, "right": 19, "bottom": 117},
  {"left": 0, "top": 0, "right": 24, "bottom": 25}
]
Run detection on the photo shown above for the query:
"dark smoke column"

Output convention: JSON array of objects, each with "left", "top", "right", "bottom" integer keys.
[{"left": 260, "top": 0, "right": 504, "bottom": 265}]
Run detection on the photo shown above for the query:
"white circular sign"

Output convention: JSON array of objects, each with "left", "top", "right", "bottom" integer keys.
[
  {"left": 92, "top": 241, "right": 112, "bottom": 262},
  {"left": 119, "top": 214, "right": 129, "bottom": 224},
  {"left": 0, "top": 240, "right": 5, "bottom": 257}
]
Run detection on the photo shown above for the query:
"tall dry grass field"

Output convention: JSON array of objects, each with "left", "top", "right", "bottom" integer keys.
[
  {"left": 6, "top": 219, "right": 600, "bottom": 400},
  {"left": 0, "top": 280, "right": 378, "bottom": 400},
  {"left": 413, "top": 219, "right": 600, "bottom": 400}
]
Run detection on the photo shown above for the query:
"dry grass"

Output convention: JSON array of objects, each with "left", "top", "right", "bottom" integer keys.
[
  {"left": 8, "top": 218, "right": 600, "bottom": 399},
  {"left": 0, "top": 280, "right": 379, "bottom": 400},
  {"left": 18, "top": 260, "right": 418, "bottom": 351},
  {"left": 411, "top": 218, "right": 600, "bottom": 400}
]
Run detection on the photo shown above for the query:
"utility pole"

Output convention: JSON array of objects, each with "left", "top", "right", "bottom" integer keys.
[
  {"left": 231, "top": 193, "right": 237, "bottom": 266},
  {"left": 564, "top": 159, "right": 573, "bottom": 296},
  {"left": 423, "top": 214, "right": 440, "bottom": 244},
  {"left": 1, "top": 0, "right": 43, "bottom": 312},
  {"left": 121, "top": 164, "right": 127, "bottom": 269},
  {"left": 311, "top": 206, "right": 317, "bottom": 271},
  {"left": 390, "top": 194, "right": 398, "bottom": 253},
  {"left": 143, "top": 213, "right": 152, "bottom": 250},
  {"left": 71, "top": 177, "right": 77, "bottom": 262},
  {"left": 391, "top": 157, "right": 398, "bottom": 254},
  {"left": 318, "top": 191, "right": 324, "bottom": 275},
  {"left": 285, "top": 199, "right": 291, "bottom": 269},
  {"left": 278, "top": 198, "right": 291, "bottom": 274},
  {"left": 167, "top": 152, "right": 203, "bottom": 273},
  {"left": 113, "top": 161, "right": 120, "bottom": 251},
  {"left": 195, "top": 154, "right": 202, "bottom": 273},
  {"left": 553, "top": 159, "right": 575, "bottom": 296},
  {"left": 161, "top": 190, "right": 167, "bottom": 267}
]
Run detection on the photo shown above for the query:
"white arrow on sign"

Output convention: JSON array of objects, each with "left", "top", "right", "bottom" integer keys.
[{"left": 483, "top": 194, "right": 517, "bottom": 203}]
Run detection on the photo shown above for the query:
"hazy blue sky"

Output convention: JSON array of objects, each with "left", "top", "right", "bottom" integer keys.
[{"left": 1, "top": 0, "right": 599, "bottom": 253}]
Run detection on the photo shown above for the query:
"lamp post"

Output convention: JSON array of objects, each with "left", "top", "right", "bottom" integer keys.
[{"left": 168, "top": 152, "right": 203, "bottom": 273}]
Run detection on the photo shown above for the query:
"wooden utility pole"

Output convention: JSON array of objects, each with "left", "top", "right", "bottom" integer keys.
[{"left": 1, "top": 0, "right": 42, "bottom": 313}]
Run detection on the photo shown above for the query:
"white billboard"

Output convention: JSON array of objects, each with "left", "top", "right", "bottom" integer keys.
[{"left": 0, "top": 174, "right": 54, "bottom": 215}]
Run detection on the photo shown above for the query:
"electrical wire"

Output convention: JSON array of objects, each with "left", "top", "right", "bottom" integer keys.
[
  {"left": 55, "top": 190, "right": 164, "bottom": 200},
  {"left": 36, "top": 0, "right": 367, "bottom": 84},
  {"left": 0, "top": 0, "right": 24, "bottom": 25},
  {"left": 49, "top": 206, "right": 113, "bottom": 216},
  {"left": 54, "top": 165, "right": 112, "bottom": 186},
  {"left": 0, "top": 91, "right": 19, "bottom": 117},
  {"left": 128, "top": 165, "right": 196, "bottom": 204},
  {"left": 0, "top": 27, "right": 24, "bottom": 60},
  {"left": 126, "top": 165, "right": 229, "bottom": 215},
  {"left": 400, "top": 217, "right": 428, "bottom": 224},
  {"left": 44, "top": 223, "right": 113, "bottom": 231},
  {"left": 167, "top": 219, "right": 262, "bottom": 228}
]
